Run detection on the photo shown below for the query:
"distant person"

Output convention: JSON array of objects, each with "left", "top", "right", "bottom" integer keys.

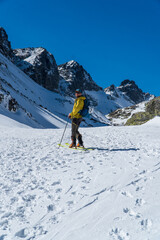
[{"left": 68, "top": 89, "right": 86, "bottom": 148}]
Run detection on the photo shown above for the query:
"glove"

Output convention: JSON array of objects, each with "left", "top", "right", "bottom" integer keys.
[{"left": 68, "top": 113, "right": 71, "bottom": 119}]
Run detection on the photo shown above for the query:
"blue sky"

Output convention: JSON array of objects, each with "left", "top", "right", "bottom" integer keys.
[{"left": 0, "top": 0, "right": 160, "bottom": 96}]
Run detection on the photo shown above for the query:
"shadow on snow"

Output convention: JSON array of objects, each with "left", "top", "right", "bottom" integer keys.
[{"left": 89, "top": 147, "right": 140, "bottom": 152}]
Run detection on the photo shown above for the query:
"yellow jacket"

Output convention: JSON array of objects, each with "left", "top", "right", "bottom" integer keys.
[{"left": 70, "top": 96, "right": 86, "bottom": 119}]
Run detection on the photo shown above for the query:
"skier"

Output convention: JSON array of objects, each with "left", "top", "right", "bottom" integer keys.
[{"left": 68, "top": 89, "right": 86, "bottom": 148}]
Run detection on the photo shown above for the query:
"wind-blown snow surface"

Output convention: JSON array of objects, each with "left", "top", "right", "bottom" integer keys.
[{"left": 0, "top": 118, "right": 160, "bottom": 240}]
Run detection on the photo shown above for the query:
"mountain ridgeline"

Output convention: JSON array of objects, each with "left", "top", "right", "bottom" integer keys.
[{"left": 0, "top": 26, "right": 156, "bottom": 128}]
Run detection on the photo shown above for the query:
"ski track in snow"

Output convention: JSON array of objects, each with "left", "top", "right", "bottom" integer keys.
[{"left": 0, "top": 124, "right": 160, "bottom": 240}]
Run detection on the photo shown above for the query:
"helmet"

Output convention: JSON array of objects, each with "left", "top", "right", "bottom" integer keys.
[{"left": 75, "top": 89, "right": 82, "bottom": 93}]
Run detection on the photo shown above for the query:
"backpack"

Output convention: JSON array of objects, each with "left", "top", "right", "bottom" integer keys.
[{"left": 79, "top": 98, "right": 90, "bottom": 117}]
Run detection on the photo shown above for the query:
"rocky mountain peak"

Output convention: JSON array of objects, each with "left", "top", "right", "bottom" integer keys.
[
  {"left": 119, "top": 80, "right": 154, "bottom": 101},
  {"left": 0, "top": 27, "right": 13, "bottom": 59},
  {"left": 118, "top": 79, "right": 148, "bottom": 104},
  {"left": 58, "top": 60, "right": 102, "bottom": 95},
  {"left": 13, "top": 47, "right": 59, "bottom": 91},
  {"left": 120, "top": 79, "right": 136, "bottom": 87},
  {"left": 65, "top": 60, "right": 79, "bottom": 68},
  {"left": 105, "top": 84, "right": 116, "bottom": 92},
  {"left": 105, "top": 79, "right": 154, "bottom": 107}
]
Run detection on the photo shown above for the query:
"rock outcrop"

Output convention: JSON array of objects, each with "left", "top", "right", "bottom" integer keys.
[
  {"left": 0, "top": 27, "right": 13, "bottom": 59},
  {"left": 13, "top": 47, "right": 59, "bottom": 91},
  {"left": 118, "top": 80, "right": 151, "bottom": 104},
  {"left": 125, "top": 97, "right": 160, "bottom": 126}
]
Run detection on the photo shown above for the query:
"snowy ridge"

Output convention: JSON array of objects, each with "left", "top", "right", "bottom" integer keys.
[{"left": 0, "top": 117, "right": 160, "bottom": 239}]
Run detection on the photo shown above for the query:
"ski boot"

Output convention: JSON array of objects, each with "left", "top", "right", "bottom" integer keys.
[
  {"left": 69, "top": 137, "right": 77, "bottom": 148},
  {"left": 77, "top": 134, "right": 84, "bottom": 148}
]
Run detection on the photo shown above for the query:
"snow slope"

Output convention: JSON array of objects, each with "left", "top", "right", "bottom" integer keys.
[
  {"left": 0, "top": 52, "right": 70, "bottom": 128},
  {"left": 0, "top": 118, "right": 160, "bottom": 240},
  {"left": 143, "top": 116, "right": 160, "bottom": 127},
  {"left": 0, "top": 114, "right": 31, "bottom": 128}
]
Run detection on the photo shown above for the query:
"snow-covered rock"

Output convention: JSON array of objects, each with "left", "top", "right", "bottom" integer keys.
[
  {"left": 105, "top": 80, "right": 154, "bottom": 106},
  {"left": 13, "top": 47, "right": 59, "bottom": 91}
]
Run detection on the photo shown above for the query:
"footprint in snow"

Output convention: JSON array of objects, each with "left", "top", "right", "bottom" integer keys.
[
  {"left": 55, "top": 188, "right": 62, "bottom": 193},
  {"left": 0, "top": 234, "right": 7, "bottom": 240},
  {"left": 109, "top": 227, "right": 130, "bottom": 240},
  {"left": 47, "top": 204, "right": 55, "bottom": 212},
  {"left": 71, "top": 191, "right": 77, "bottom": 195},
  {"left": 52, "top": 180, "right": 61, "bottom": 186},
  {"left": 135, "top": 186, "right": 144, "bottom": 192},
  {"left": 123, "top": 208, "right": 141, "bottom": 219},
  {"left": 140, "top": 219, "right": 152, "bottom": 230},
  {"left": 135, "top": 198, "right": 146, "bottom": 206},
  {"left": 15, "top": 228, "right": 28, "bottom": 238},
  {"left": 67, "top": 201, "right": 74, "bottom": 207},
  {"left": 121, "top": 191, "right": 133, "bottom": 198}
]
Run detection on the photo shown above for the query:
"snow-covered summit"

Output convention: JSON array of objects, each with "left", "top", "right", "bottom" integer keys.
[{"left": 65, "top": 60, "right": 79, "bottom": 68}]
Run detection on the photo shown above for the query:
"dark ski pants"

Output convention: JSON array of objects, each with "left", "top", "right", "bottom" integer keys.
[{"left": 71, "top": 118, "right": 82, "bottom": 139}]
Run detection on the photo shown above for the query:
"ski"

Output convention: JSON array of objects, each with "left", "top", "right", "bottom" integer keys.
[
  {"left": 58, "top": 143, "right": 93, "bottom": 151},
  {"left": 65, "top": 143, "right": 94, "bottom": 151},
  {"left": 58, "top": 144, "right": 87, "bottom": 151}
]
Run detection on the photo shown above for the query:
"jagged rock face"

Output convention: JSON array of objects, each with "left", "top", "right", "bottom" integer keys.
[
  {"left": 13, "top": 47, "right": 59, "bottom": 91},
  {"left": 118, "top": 79, "right": 148, "bottom": 104},
  {"left": 105, "top": 84, "right": 119, "bottom": 98},
  {"left": 58, "top": 60, "right": 102, "bottom": 95},
  {"left": 105, "top": 79, "right": 153, "bottom": 105},
  {"left": 0, "top": 27, "right": 13, "bottom": 59},
  {"left": 0, "top": 90, "right": 18, "bottom": 112}
]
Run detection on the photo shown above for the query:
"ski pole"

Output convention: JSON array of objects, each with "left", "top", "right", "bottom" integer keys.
[{"left": 58, "top": 118, "right": 69, "bottom": 148}]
